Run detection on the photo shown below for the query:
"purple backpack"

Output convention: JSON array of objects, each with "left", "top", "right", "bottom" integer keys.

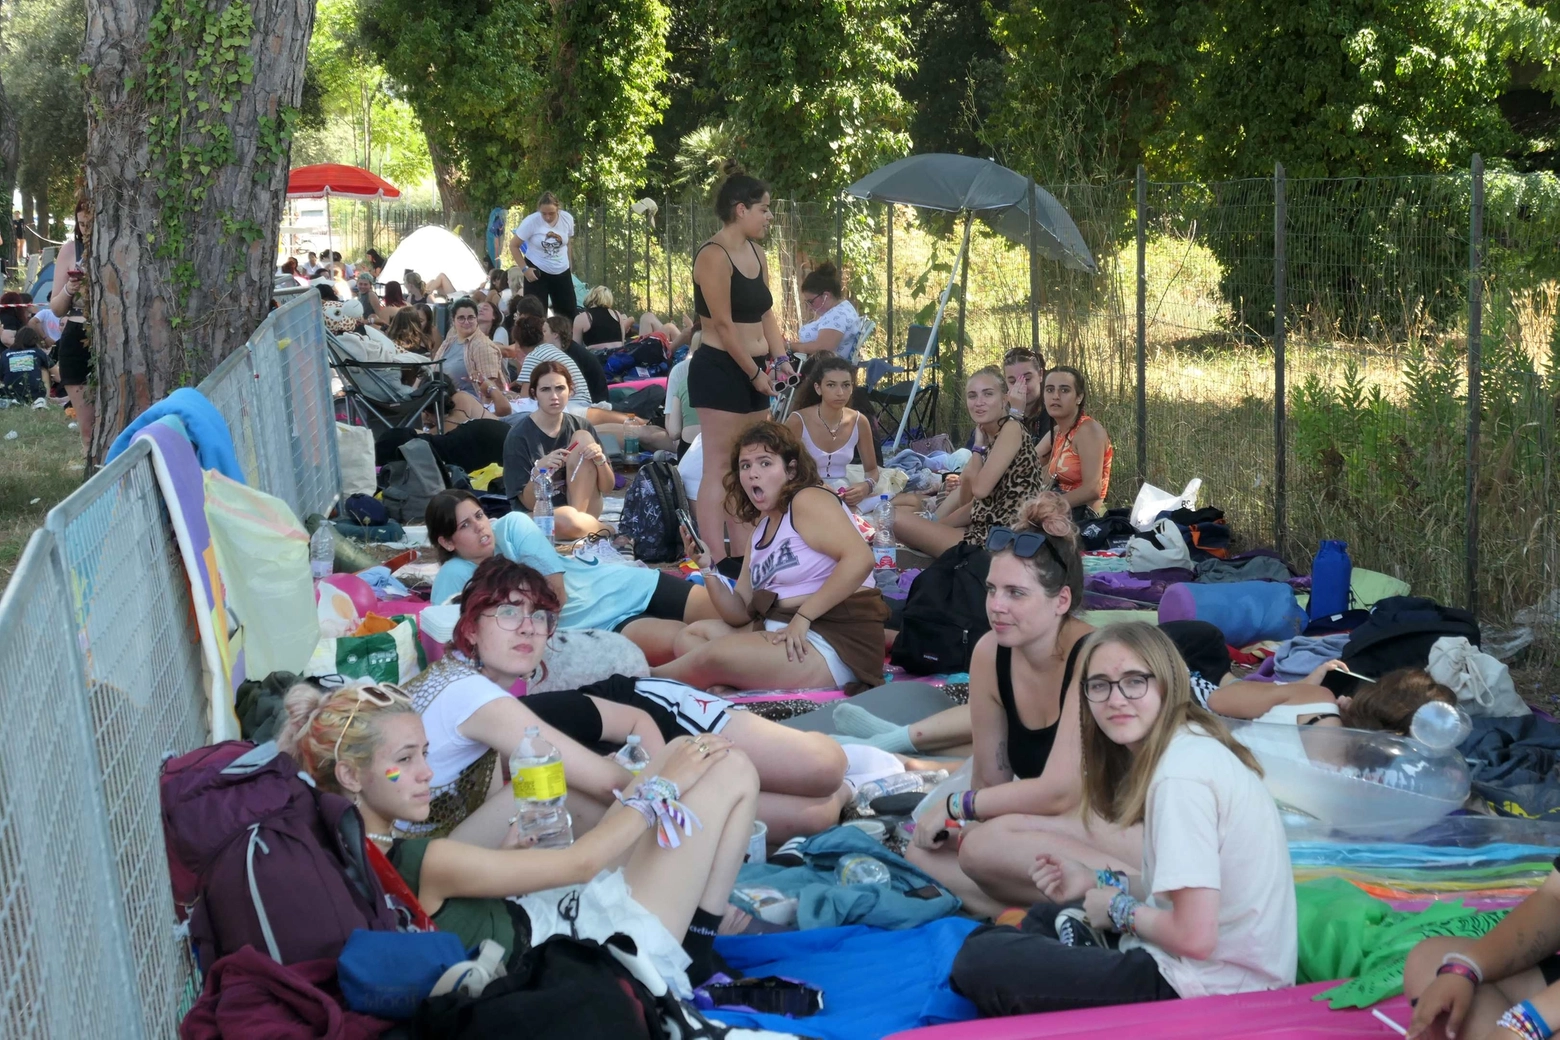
[{"left": 160, "top": 740, "right": 399, "bottom": 969}]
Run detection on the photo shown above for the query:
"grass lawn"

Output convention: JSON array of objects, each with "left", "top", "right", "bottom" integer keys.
[{"left": 0, "top": 402, "right": 84, "bottom": 591}]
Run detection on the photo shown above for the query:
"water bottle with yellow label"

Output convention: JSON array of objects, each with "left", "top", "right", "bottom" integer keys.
[{"left": 510, "top": 725, "right": 573, "bottom": 848}]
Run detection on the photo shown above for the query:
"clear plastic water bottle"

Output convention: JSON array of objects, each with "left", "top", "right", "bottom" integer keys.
[
  {"left": 510, "top": 726, "right": 573, "bottom": 848},
  {"left": 838, "top": 854, "right": 892, "bottom": 886},
  {"left": 532, "top": 469, "right": 555, "bottom": 544},
  {"left": 624, "top": 422, "right": 640, "bottom": 456},
  {"left": 872, "top": 500, "right": 897, "bottom": 572},
  {"left": 612, "top": 734, "right": 651, "bottom": 775},
  {"left": 309, "top": 521, "right": 335, "bottom": 580},
  {"left": 850, "top": 769, "right": 949, "bottom": 813}
]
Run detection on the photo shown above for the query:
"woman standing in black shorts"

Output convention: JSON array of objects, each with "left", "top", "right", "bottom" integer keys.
[
  {"left": 50, "top": 195, "right": 92, "bottom": 454},
  {"left": 690, "top": 162, "right": 795, "bottom": 561}
]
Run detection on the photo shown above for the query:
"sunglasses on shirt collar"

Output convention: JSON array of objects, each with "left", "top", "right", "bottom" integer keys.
[{"left": 985, "top": 526, "right": 1068, "bottom": 571}]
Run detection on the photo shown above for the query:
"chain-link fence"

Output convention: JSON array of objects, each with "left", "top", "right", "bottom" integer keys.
[{"left": 0, "top": 290, "right": 341, "bottom": 1036}]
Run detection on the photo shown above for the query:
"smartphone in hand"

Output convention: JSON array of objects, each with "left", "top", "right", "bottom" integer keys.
[{"left": 676, "top": 508, "right": 708, "bottom": 557}]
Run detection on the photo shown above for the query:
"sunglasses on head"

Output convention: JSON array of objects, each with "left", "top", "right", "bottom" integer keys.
[{"left": 985, "top": 526, "right": 1068, "bottom": 570}]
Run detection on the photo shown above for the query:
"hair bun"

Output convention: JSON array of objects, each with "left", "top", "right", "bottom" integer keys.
[
  {"left": 276, "top": 682, "right": 327, "bottom": 755},
  {"left": 1019, "top": 492, "right": 1078, "bottom": 539},
  {"left": 721, "top": 158, "right": 745, "bottom": 178}
]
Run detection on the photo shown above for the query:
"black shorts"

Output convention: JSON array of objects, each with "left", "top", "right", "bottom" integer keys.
[
  {"left": 56, "top": 319, "right": 90, "bottom": 386},
  {"left": 687, "top": 345, "right": 771, "bottom": 414},
  {"left": 522, "top": 268, "right": 578, "bottom": 319},
  {"left": 524, "top": 675, "right": 732, "bottom": 745},
  {"left": 519, "top": 690, "right": 604, "bottom": 746},
  {"left": 612, "top": 571, "right": 693, "bottom": 631}
]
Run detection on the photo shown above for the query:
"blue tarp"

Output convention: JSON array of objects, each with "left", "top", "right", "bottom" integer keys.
[{"left": 709, "top": 918, "right": 979, "bottom": 1040}]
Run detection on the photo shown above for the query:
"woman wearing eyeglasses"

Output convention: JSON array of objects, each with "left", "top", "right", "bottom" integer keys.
[
  {"left": 950, "top": 622, "right": 1294, "bottom": 1017},
  {"left": 432, "top": 297, "right": 507, "bottom": 402},
  {"left": 904, "top": 494, "right": 1140, "bottom": 919},
  {"left": 278, "top": 680, "right": 759, "bottom": 997},
  {"left": 789, "top": 264, "right": 863, "bottom": 362}
]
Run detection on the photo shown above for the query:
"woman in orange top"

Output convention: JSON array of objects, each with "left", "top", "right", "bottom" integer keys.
[{"left": 1036, "top": 366, "right": 1113, "bottom": 522}]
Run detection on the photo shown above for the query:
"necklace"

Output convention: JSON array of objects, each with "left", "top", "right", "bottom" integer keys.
[
  {"left": 819, "top": 408, "right": 847, "bottom": 438},
  {"left": 367, "top": 831, "right": 396, "bottom": 845}
]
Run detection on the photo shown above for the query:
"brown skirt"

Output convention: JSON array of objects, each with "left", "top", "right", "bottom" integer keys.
[{"left": 750, "top": 587, "right": 890, "bottom": 693}]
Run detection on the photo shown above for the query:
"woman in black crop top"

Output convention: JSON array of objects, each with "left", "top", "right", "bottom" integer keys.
[
  {"left": 903, "top": 493, "right": 1141, "bottom": 919},
  {"left": 687, "top": 162, "right": 796, "bottom": 562}
]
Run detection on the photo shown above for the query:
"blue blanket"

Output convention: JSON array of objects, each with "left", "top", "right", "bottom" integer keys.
[
  {"left": 107, "top": 387, "right": 245, "bottom": 483},
  {"left": 710, "top": 919, "right": 979, "bottom": 1040},
  {"left": 733, "top": 826, "right": 960, "bottom": 930}
]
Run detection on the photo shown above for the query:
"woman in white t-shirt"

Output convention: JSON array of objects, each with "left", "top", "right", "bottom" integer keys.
[
  {"left": 789, "top": 263, "right": 863, "bottom": 362},
  {"left": 951, "top": 621, "right": 1295, "bottom": 1017},
  {"left": 512, "top": 192, "right": 578, "bottom": 318}
]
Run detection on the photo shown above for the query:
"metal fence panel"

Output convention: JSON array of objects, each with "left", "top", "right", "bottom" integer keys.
[
  {"left": 198, "top": 345, "right": 264, "bottom": 487},
  {"left": 270, "top": 292, "right": 341, "bottom": 519},
  {"left": 0, "top": 531, "right": 143, "bottom": 1039},
  {"left": 44, "top": 443, "right": 206, "bottom": 1038}
]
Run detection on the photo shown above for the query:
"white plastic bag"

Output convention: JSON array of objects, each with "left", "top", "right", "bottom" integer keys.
[
  {"left": 1130, "top": 478, "right": 1202, "bottom": 531},
  {"left": 335, "top": 421, "right": 377, "bottom": 498},
  {"left": 1427, "top": 636, "right": 1530, "bottom": 718},
  {"left": 1126, "top": 517, "right": 1193, "bottom": 572}
]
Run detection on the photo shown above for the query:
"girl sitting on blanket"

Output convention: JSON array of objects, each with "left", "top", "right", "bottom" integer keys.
[
  {"left": 278, "top": 681, "right": 757, "bottom": 996},
  {"left": 904, "top": 493, "right": 1141, "bottom": 919},
  {"left": 416, "top": 555, "right": 852, "bottom": 846},
  {"left": 950, "top": 622, "right": 1296, "bottom": 1017},
  {"left": 653, "top": 420, "right": 890, "bottom": 696}
]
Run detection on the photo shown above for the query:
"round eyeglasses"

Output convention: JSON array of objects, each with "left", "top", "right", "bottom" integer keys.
[{"left": 1083, "top": 672, "right": 1155, "bottom": 703}]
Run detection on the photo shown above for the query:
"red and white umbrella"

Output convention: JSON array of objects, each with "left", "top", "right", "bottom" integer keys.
[{"left": 286, "top": 164, "right": 402, "bottom": 258}]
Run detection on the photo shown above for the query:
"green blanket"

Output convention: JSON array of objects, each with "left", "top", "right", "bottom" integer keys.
[{"left": 1296, "top": 878, "right": 1508, "bottom": 1007}]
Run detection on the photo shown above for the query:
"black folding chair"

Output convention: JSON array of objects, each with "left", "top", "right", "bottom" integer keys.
[
  {"left": 867, "top": 323, "right": 940, "bottom": 444},
  {"left": 326, "top": 332, "right": 453, "bottom": 434}
]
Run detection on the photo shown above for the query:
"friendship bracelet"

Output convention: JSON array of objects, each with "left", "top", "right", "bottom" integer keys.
[
  {"left": 962, "top": 789, "right": 978, "bottom": 822},
  {"left": 1096, "top": 868, "right": 1126, "bottom": 891},
  {"left": 1496, "top": 1001, "right": 1553, "bottom": 1040},
  {"left": 748, "top": 368, "right": 763, "bottom": 383},
  {"left": 632, "top": 775, "right": 702, "bottom": 849},
  {"left": 1107, "top": 891, "right": 1142, "bottom": 936},
  {"left": 945, "top": 792, "right": 962, "bottom": 821},
  {"left": 614, "top": 792, "right": 657, "bottom": 830},
  {"left": 1440, "top": 951, "right": 1485, "bottom": 983},
  {"left": 1435, "top": 962, "right": 1480, "bottom": 987}
]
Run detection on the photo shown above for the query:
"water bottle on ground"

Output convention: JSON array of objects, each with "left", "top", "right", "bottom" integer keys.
[
  {"left": 511, "top": 726, "right": 573, "bottom": 848},
  {"left": 872, "top": 500, "right": 897, "bottom": 572},
  {"left": 838, "top": 854, "right": 892, "bottom": 886},
  {"left": 532, "top": 470, "right": 555, "bottom": 544},
  {"left": 309, "top": 521, "right": 335, "bottom": 580},
  {"left": 624, "top": 422, "right": 640, "bottom": 456},
  {"left": 851, "top": 769, "right": 949, "bottom": 813},
  {"left": 612, "top": 734, "right": 651, "bottom": 775}
]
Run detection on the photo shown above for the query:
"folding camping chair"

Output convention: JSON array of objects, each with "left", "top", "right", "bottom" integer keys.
[
  {"left": 867, "top": 323, "right": 940, "bottom": 442},
  {"left": 326, "top": 332, "right": 454, "bottom": 434},
  {"left": 770, "top": 317, "right": 881, "bottom": 422}
]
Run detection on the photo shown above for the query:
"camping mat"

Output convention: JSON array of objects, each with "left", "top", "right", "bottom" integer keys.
[
  {"left": 886, "top": 982, "right": 1412, "bottom": 1039},
  {"left": 710, "top": 919, "right": 979, "bottom": 1040},
  {"left": 1289, "top": 841, "right": 1553, "bottom": 908},
  {"left": 780, "top": 682, "right": 958, "bottom": 734}
]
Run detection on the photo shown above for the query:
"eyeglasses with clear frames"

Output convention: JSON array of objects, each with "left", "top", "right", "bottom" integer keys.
[
  {"left": 482, "top": 605, "right": 558, "bottom": 634},
  {"left": 1083, "top": 672, "right": 1156, "bottom": 703}
]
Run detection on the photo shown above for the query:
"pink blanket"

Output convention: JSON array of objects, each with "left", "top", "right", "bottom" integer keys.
[
  {"left": 886, "top": 983, "right": 1411, "bottom": 1039},
  {"left": 613, "top": 376, "right": 668, "bottom": 392}
]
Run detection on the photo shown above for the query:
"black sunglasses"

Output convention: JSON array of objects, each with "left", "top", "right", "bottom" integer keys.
[{"left": 986, "top": 526, "right": 1068, "bottom": 570}]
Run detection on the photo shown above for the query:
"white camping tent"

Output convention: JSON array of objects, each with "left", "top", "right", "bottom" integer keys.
[{"left": 382, "top": 226, "right": 487, "bottom": 295}]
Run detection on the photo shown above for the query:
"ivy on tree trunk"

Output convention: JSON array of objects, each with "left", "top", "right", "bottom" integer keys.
[{"left": 81, "top": 0, "right": 314, "bottom": 463}]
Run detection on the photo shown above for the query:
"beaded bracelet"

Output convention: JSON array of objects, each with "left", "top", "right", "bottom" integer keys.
[
  {"left": 1441, "top": 951, "right": 1485, "bottom": 983},
  {"left": 1107, "top": 891, "right": 1142, "bottom": 936},
  {"left": 1096, "top": 868, "right": 1127, "bottom": 891},
  {"left": 1495, "top": 1000, "right": 1553, "bottom": 1040},
  {"left": 616, "top": 776, "right": 702, "bottom": 849}
]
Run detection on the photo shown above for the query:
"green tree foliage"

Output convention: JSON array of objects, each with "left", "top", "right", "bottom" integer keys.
[
  {"left": 900, "top": 0, "right": 1006, "bottom": 160},
  {"left": 707, "top": 0, "right": 915, "bottom": 196},
  {"left": 1, "top": 0, "right": 87, "bottom": 232},
  {"left": 295, "top": 0, "right": 431, "bottom": 191}
]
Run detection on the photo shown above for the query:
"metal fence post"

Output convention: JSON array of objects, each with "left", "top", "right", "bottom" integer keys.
[
  {"left": 1273, "top": 163, "right": 1288, "bottom": 554},
  {"left": 886, "top": 204, "right": 895, "bottom": 354},
  {"left": 665, "top": 194, "right": 673, "bottom": 318},
  {"left": 1135, "top": 166, "right": 1147, "bottom": 485},
  {"left": 835, "top": 194, "right": 844, "bottom": 269},
  {"left": 1466, "top": 154, "right": 1484, "bottom": 616},
  {"left": 1028, "top": 177, "right": 1040, "bottom": 355},
  {"left": 956, "top": 222, "right": 970, "bottom": 389}
]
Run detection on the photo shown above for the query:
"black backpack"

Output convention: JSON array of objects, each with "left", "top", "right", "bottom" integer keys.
[
  {"left": 378, "top": 441, "right": 471, "bottom": 523},
  {"left": 1341, "top": 595, "right": 1481, "bottom": 683},
  {"left": 619, "top": 451, "right": 693, "bottom": 563},
  {"left": 890, "top": 542, "right": 991, "bottom": 675}
]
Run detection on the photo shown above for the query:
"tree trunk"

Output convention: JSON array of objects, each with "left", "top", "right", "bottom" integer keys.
[
  {"left": 0, "top": 69, "right": 17, "bottom": 279},
  {"left": 426, "top": 129, "right": 468, "bottom": 223},
  {"left": 81, "top": 0, "right": 317, "bottom": 464}
]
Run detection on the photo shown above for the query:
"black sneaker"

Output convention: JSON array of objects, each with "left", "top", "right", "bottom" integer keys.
[{"left": 1054, "top": 907, "right": 1106, "bottom": 948}]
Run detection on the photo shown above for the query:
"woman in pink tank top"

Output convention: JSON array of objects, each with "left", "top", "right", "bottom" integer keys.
[
  {"left": 653, "top": 421, "right": 889, "bottom": 697},
  {"left": 784, "top": 354, "right": 880, "bottom": 506}
]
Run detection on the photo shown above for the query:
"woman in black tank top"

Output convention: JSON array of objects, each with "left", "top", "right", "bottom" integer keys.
[
  {"left": 687, "top": 162, "right": 796, "bottom": 563},
  {"left": 903, "top": 494, "right": 1143, "bottom": 919}
]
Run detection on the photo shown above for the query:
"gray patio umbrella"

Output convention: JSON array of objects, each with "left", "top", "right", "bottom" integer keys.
[{"left": 846, "top": 154, "right": 1096, "bottom": 449}]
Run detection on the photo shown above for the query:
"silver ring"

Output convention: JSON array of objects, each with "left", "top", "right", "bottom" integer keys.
[{"left": 508, "top": 815, "right": 518, "bottom": 826}]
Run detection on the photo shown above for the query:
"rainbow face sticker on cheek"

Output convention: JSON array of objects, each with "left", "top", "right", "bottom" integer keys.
[{"left": 385, "top": 768, "right": 402, "bottom": 782}]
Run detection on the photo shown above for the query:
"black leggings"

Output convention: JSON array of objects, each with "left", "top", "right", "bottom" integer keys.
[
  {"left": 951, "top": 903, "right": 1178, "bottom": 1018},
  {"left": 523, "top": 267, "right": 578, "bottom": 319}
]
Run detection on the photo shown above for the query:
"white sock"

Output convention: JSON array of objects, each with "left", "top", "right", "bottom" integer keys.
[{"left": 831, "top": 704, "right": 916, "bottom": 754}]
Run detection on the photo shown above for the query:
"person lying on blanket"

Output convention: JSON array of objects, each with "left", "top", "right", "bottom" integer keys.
[
  {"left": 278, "top": 681, "right": 756, "bottom": 997},
  {"left": 651, "top": 420, "right": 889, "bottom": 695},
  {"left": 902, "top": 494, "right": 1143, "bottom": 921},
  {"left": 412, "top": 555, "right": 852, "bottom": 848},
  {"left": 949, "top": 622, "right": 1296, "bottom": 1017},
  {"left": 1405, "top": 856, "right": 1560, "bottom": 1040}
]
